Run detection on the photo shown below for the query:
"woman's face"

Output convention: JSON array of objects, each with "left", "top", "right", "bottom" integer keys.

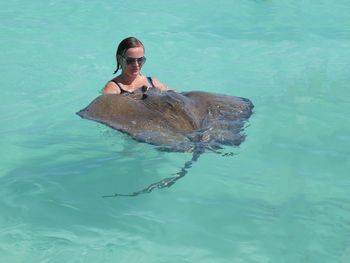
[{"left": 119, "top": 46, "right": 145, "bottom": 77}]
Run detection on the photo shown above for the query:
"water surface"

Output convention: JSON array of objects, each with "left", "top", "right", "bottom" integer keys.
[{"left": 1, "top": 0, "right": 350, "bottom": 262}]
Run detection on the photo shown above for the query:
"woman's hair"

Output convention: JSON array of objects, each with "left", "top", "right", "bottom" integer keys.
[{"left": 113, "top": 37, "right": 145, "bottom": 74}]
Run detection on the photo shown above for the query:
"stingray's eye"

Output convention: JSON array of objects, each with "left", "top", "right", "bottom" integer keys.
[
  {"left": 141, "top": 94, "right": 148, "bottom": 100},
  {"left": 141, "top": 86, "right": 148, "bottom": 92}
]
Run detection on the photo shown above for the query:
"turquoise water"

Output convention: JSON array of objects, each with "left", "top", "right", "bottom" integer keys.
[{"left": 1, "top": 0, "right": 350, "bottom": 262}]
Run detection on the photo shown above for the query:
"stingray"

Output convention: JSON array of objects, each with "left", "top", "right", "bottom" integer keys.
[{"left": 77, "top": 88, "right": 254, "bottom": 197}]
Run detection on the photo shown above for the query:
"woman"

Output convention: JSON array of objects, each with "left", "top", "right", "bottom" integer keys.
[{"left": 102, "top": 37, "right": 170, "bottom": 94}]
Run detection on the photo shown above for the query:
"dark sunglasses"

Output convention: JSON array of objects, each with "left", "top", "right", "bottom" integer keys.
[{"left": 122, "top": 56, "right": 146, "bottom": 65}]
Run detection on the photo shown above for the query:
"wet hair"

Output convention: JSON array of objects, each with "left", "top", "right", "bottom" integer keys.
[{"left": 113, "top": 37, "right": 145, "bottom": 74}]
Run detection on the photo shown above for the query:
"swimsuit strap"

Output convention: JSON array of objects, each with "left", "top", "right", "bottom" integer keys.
[
  {"left": 110, "top": 79, "right": 130, "bottom": 94},
  {"left": 146, "top": 77, "right": 156, "bottom": 88}
]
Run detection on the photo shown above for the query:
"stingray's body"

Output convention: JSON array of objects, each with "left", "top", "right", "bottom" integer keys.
[{"left": 77, "top": 89, "right": 254, "bottom": 196}]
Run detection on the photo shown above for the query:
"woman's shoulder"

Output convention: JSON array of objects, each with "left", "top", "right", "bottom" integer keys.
[
  {"left": 102, "top": 79, "right": 121, "bottom": 94},
  {"left": 147, "top": 76, "right": 170, "bottom": 92}
]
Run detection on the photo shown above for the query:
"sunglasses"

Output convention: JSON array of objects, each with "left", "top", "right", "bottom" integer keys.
[{"left": 122, "top": 56, "right": 146, "bottom": 65}]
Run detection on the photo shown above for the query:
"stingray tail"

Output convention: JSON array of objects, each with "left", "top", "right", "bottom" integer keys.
[{"left": 102, "top": 148, "right": 203, "bottom": 198}]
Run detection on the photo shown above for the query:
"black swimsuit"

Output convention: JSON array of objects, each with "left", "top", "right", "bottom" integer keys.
[{"left": 111, "top": 76, "right": 156, "bottom": 94}]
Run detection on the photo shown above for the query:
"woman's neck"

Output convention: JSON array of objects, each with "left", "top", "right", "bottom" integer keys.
[{"left": 119, "top": 73, "right": 141, "bottom": 85}]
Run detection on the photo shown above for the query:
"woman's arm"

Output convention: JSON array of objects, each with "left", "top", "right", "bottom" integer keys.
[
  {"left": 102, "top": 81, "right": 121, "bottom": 94},
  {"left": 151, "top": 78, "right": 172, "bottom": 92}
]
